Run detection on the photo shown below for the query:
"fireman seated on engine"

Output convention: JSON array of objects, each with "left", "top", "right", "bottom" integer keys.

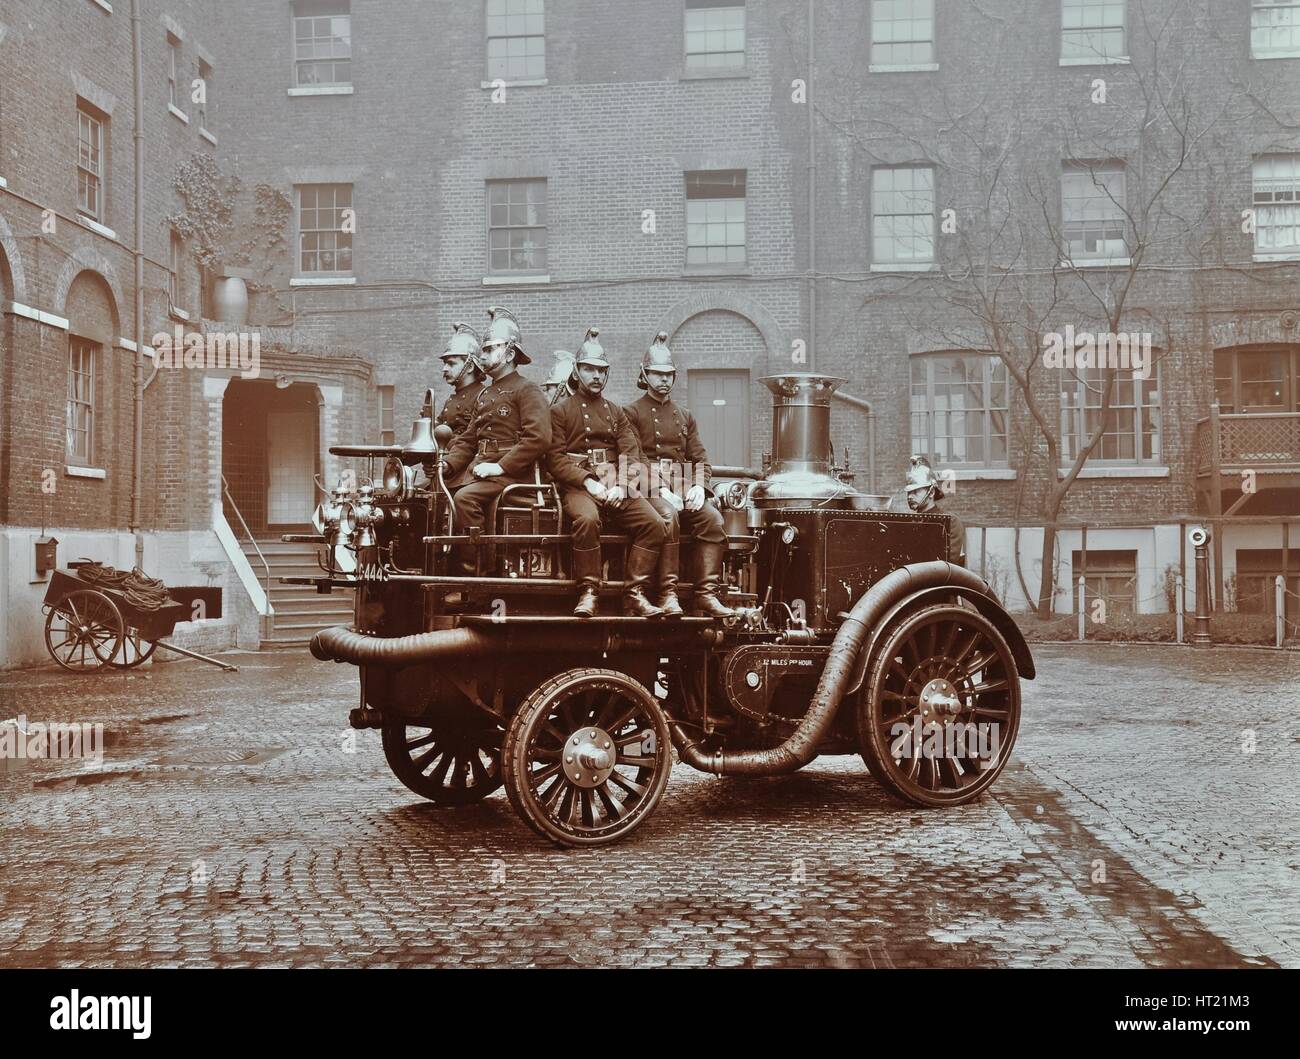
[
  {"left": 547, "top": 328, "right": 667, "bottom": 619},
  {"left": 440, "top": 306, "right": 552, "bottom": 573},
  {"left": 904, "top": 456, "right": 966, "bottom": 566},
  {"left": 623, "top": 331, "right": 734, "bottom": 619}
]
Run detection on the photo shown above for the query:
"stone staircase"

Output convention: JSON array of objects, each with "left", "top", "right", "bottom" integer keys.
[{"left": 239, "top": 539, "right": 353, "bottom": 648}]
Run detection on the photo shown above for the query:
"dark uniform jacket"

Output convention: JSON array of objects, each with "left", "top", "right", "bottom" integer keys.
[
  {"left": 443, "top": 370, "right": 551, "bottom": 486},
  {"left": 547, "top": 392, "right": 644, "bottom": 491},
  {"left": 624, "top": 394, "right": 712, "bottom": 490},
  {"left": 436, "top": 379, "right": 484, "bottom": 439}
]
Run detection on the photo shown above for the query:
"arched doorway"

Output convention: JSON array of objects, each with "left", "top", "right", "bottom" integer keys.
[{"left": 221, "top": 379, "right": 320, "bottom": 533}]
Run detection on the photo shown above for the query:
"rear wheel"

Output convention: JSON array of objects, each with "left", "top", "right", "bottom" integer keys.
[
  {"left": 44, "top": 590, "right": 123, "bottom": 672},
  {"left": 858, "top": 603, "right": 1020, "bottom": 807},
  {"left": 503, "top": 667, "right": 672, "bottom": 847},
  {"left": 381, "top": 717, "right": 504, "bottom": 805}
]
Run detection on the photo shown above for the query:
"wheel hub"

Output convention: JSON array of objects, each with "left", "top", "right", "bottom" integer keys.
[
  {"left": 562, "top": 727, "right": 616, "bottom": 788},
  {"left": 918, "top": 677, "right": 961, "bottom": 721}
]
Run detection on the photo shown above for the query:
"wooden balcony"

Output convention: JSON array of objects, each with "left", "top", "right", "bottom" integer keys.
[{"left": 1196, "top": 408, "right": 1300, "bottom": 477}]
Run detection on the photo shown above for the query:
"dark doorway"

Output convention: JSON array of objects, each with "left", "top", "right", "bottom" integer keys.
[
  {"left": 222, "top": 380, "right": 319, "bottom": 534},
  {"left": 688, "top": 369, "right": 750, "bottom": 467}
]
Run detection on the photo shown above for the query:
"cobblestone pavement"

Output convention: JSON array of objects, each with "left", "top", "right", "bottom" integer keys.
[{"left": 1, "top": 644, "right": 1296, "bottom": 968}]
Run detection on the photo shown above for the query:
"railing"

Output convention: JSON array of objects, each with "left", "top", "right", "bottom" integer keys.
[
  {"left": 221, "top": 473, "right": 273, "bottom": 610},
  {"left": 1196, "top": 408, "right": 1300, "bottom": 473}
]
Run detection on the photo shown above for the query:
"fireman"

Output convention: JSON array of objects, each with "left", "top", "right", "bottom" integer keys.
[
  {"left": 433, "top": 321, "right": 485, "bottom": 439},
  {"left": 442, "top": 307, "right": 552, "bottom": 569},
  {"left": 905, "top": 455, "right": 966, "bottom": 566},
  {"left": 548, "top": 328, "right": 666, "bottom": 619},
  {"left": 542, "top": 349, "right": 576, "bottom": 405},
  {"left": 624, "top": 332, "right": 734, "bottom": 619}
]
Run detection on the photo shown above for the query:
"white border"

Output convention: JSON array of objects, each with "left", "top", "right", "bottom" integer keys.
[
  {"left": 77, "top": 215, "right": 118, "bottom": 241},
  {"left": 480, "top": 79, "right": 549, "bottom": 88},
  {"left": 90, "top": 0, "right": 112, "bottom": 13},
  {"left": 290, "top": 276, "right": 357, "bottom": 286},
  {"left": 868, "top": 63, "right": 939, "bottom": 73},
  {"left": 6, "top": 302, "right": 70, "bottom": 330},
  {"left": 287, "top": 85, "right": 354, "bottom": 96},
  {"left": 199, "top": 127, "right": 218, "bottom": 145},
  {"left": 482, "top": 273, "right": 550, "bottom": 286},
  {"left": 1057, "top": 465, "right": 1170, "bottom": 479},
  {"left": 66, "top": 466, "right": 107, "bottom": 479},
  {"left": 168, "top": 103, "right": 190, "bottom": 124}
]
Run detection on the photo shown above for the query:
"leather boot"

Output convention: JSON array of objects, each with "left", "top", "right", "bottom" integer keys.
[
  {"left": 692, "top": 541, "right": 735, "bottom": 619},
  {"left": 655, "top": 541, "right": 684, "bottom": 618},
  {"left": 623, "top": 545, "right": 665, "bottom": 618},
  {"left": 571, "top": 546, "right": 602, "bottom": 618}
]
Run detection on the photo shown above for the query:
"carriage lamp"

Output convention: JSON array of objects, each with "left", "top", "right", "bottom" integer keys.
[
  {"left": 352, "top": 484, "right": 385, "bottom": 548},
  {"left": 34, "top": 536, "right": 59, "bottom": 578}
]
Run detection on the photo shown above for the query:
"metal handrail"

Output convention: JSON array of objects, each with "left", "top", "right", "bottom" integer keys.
[{"left": 221, "top": 473, "right": 273, "bottom": 612}]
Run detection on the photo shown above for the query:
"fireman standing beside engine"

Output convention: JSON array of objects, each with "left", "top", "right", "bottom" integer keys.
[
  {"left": 442, "top": 307, "right": 552, "bottom": 570},
  {"left": 905, "top": 455, "right": 966, "bottom": 566},
  {"left": 624, "top": 332, "right": 735, "bottom": 619},
  {"left": 547, "top": 328, "right": 667, "bottom": 619}
]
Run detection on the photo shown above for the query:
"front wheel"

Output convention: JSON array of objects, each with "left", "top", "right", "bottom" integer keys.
[
  {"left": 503, "top": 667, "right": 672, "bottom": 847},
  {"left": 381, "top": 718, "right": 504, "bottom": 806},
  {"left": 858, "top": 603, "right": 1020, "bottom": 807}
]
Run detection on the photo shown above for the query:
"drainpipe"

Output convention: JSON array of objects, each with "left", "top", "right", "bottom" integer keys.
[
  {"left": 130, "top": 0, "right": 146, "bottom": 571},
  {"left": 806, "top": 0, "right": 816, "bottom": 373},
  {"left": 833, "top": 390, "right": 876, "bottom": 493}
]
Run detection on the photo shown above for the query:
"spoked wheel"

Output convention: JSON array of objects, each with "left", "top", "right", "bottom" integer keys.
[
  {"left": 107, "top": 628, "right": 158, "bottom": 669},
  {"left": 858, "top": 603, "right": 1020, "bottom": 807},
  {"left": 503, "top": 667, "right": 672, "bottom": 847},
  {"left": 381, "top": 717, "right": 504, "bottom": 805},
  {"left": 44, "top": 589, "right": 124, "bottom": 672}
]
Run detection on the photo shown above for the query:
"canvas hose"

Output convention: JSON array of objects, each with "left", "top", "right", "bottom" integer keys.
[{"left": 77, "top": 560, "right": 173, "bottom": 612}]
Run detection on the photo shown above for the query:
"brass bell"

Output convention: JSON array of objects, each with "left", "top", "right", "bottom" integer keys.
[{"left": 404, "top": 416, "right": 437, "bottom": 460}]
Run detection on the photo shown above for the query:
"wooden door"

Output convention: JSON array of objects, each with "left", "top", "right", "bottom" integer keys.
[{"left": 688, "top": 369, "right": 750, "bottom": 467}]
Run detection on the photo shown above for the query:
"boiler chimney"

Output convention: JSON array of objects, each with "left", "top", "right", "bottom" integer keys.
[{"left": 749, "top": 373, "right": 860, "bottom": 508}]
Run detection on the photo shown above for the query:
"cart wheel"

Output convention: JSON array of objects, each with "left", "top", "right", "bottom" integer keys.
[
  {"left": 44, "top": 589, "right": 124, "bottom": 672},
  {"left": 503, "top": 667, "right": 672, "bottom": 847},
  {"left": 107, "top": 629, "right": 158, "bottom": 669},
  {"left": 857, "top": 603, "right": 1020, "bottom": 808},
  {"left": 381, "top": 718, "right": 504, "bottom": 805}
]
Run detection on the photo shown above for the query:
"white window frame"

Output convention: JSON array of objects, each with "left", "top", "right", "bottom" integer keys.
[
  {"left": 1252, "top": 154, "right": 1300, "bottom": 260},
  {"left": 869, "top": 0, "right": 937, "bottom": 71},
  {"left": 910, "top": 353, "right": 1011, "bottom": 470},
  {"left": 67, "top": 337, "right": 96, "bottom": 465},
  {"left": 1060, "top": 362, "right": 1162, "bottom": 467},
  {"left": 295, "top": 183, "right": 354, "bottom": 277},
  {"left": 684, "top": 170, "right": 747, "bottom": 267},
  {"left": 169, "top": 230, "right": 183, "bottom": 310},
  {"left": 1060, "top": 0, "right": 1129, "bottom": 65},
  {"left": 1061, "top": 162, "right": 1129, "bottom": 265},
  {"left": 486, "top": 178, "right": 548, "bottom": 274},
  {"left": 76, "top": 102, "right": 105, "bottom": 223},
  {"left": 684, "top": 1, "right": 747, "bottom": 72},
  {"left": 486, "top": 0, "right": 546, "bottom": 84},
  {"left": 1251, "top": 1, "right": 1300, "bottom": 60},
  {"left": 378, "top": 386, "right": 396, "bottom": 445},
  {"left": 293, "top": 3, "right": 353, "bottom": 88},
  {"left": 871, "top": 164, "right": 935, "bottom": 269}
]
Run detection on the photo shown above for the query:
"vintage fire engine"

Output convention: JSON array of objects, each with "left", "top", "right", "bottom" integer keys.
[{"left": 292, "top": 373, "right": 1033, "bottom": 847}]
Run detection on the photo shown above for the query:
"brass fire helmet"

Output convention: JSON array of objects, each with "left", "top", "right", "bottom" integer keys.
[
  {"left": 439, "top": 321, "right": 482, "bottom": 386},
  {"left": 637, "top": 331, "right": 677, "bottom": 390},
  {"left": 478, "top": 305, "right": 530, "bottom": 366}
]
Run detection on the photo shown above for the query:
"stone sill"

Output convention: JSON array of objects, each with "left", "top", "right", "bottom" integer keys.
[
  {"left": 680, "top": 265, "right": 751, "bottom": 277},
  {"left": 66, "top": 466, "right": 107, "bottom": 479},
  {"left": 169, "top": 305, "right": 190, "bottom": 322},
  {"left": 7, "top": 301, "right": 70, "bottom": 328},
  {"left": 871, "top": 261, "right": 936, "bottom": 272},
  {"left": 680, "top": 67, "right": 749, "bottom": 81},
  {"left": 1061, "top": 257, "right": 1132, "bottom": 270},
  {"left": 288, "top": 85, "right": 354, "bottom": 96},
  {"left": 90, "top": 0, "right": 112, "bottom": 13},
  {"left": 0, "top": 175, "right": 7, "bottom": 189},
  {"left": 1059, "top": 55, "right": 1131, "bottom": 66},
  {"left": 290, "top": 276, "right": 357, "bottom": 286},
  {"left": 117, "top": 337, "right": 138, "bottom": 351},
  {"left": 482, "top": 273, "right": 550, "bottom": 286},
  {"left": 168, "top": 103, "right": 190, "bottom": 124},
  {"left": 77, "top": 215, "right": 118, "bottom": 241},
  {"left": 1058, "top": 465, "right": 1169, "bottom": 479},
  {"left": 199, "top": 127, "right": 217, "bottom": 145},
  {"left": 1253, "top": 252, "right": 1300, "bottom": 262},
  {"left": 868, "top": 62, "right": 939, "bottom": 73},
  {"left": 1252, "top": 50, "right": 1300, "bottom": 61},
  {"left": 949, "top": 468, "right": 1017, "bottom": 480},
  {"left": 480, "top": 78, "right": 549, "bottom": 88}
]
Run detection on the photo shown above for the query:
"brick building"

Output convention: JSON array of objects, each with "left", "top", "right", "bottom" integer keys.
[{"left": 1, "top": 0, "right": 1297, "bottom": 667}]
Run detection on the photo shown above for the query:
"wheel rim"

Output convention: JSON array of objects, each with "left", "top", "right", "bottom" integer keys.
[
  {"left": 867, "top": 606, "right": 1018, "bottom": 803},
  {"left": 45, "top": 590, "right": 123, "bottom": 671},
  {"left": 108, "top": 629, "right": 157, "bottom": 669},
  {"left": 385, "top": 720, "right": 503, "bottom": 803},
  {"left": 516, "top": 674, "right": 670, "bottom": 843}
]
